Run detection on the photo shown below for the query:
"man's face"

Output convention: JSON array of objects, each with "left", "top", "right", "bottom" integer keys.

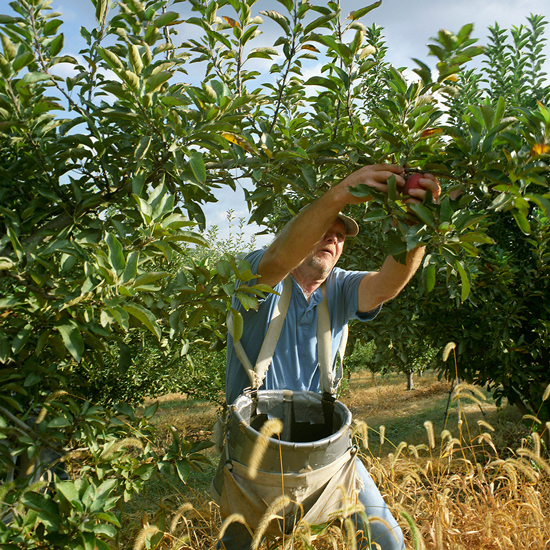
[{"left": 304, "top": 219, "right": 346, "bottom": 277}]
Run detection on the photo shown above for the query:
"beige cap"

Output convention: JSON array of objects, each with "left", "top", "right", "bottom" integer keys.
[{"left": 337, "top": 212, "right": 359, "bottom": 236}]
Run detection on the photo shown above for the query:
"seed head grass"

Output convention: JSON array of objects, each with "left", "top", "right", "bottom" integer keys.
[{"left": 126, "top": 372, "right": 550, "bottom": 549}]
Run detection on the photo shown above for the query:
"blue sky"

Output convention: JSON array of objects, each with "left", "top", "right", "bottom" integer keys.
[{"left": 25, "top": 0, "right": 550, "bottom": 246}]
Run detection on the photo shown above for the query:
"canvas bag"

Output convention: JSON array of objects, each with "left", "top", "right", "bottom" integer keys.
[{"left": 211, "top": 277, "right": 360, "bottom": 536}]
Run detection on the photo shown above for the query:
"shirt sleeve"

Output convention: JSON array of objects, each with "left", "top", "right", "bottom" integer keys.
[
  {"left": 357, "top": 304, "right": 382, "bottom": 321},
  {"left": 328, "top": 267, "right": 382, "bottom": 323}
]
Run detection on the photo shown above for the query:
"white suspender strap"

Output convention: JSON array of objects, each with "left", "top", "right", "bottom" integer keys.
[
  {"left": 334, "top": 323, "right": 348, "bottom": 392},
  {"left": 317, "top": 283, "right": 333, "bottom": 395},
  {"left": 228, "top": 277, "right": 348, "bottom": 397},
  {"left": 254, "top": 276, "right": 293, "bottom": 389},
  {"left": 227, "top": 313, "right": 256, "bottom": 388}
]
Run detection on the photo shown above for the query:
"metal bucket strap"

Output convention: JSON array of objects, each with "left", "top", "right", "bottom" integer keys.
[{"left": 228, "top": 276, "right": 348, "bottom": 396}]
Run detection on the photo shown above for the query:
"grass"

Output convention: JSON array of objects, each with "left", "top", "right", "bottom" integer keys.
[{"left": 125, "top": 371, "right": 549, "bottom": 549}]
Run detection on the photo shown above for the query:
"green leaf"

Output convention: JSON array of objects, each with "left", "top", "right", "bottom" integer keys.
[
  {"left": 3, "top": 383, "right": 27, "bottom": 396},
  {"left": 13, "top": 51, "right": 34, "bottom": 72},
  {"left": 47, "top": 416, "right": 72, "bottom": 428},
  {"left": 456, "top": 23, "right": 474, "bottom": 45},
  {"left": 406, "top": 204, "right": 436, "bottom": 228},
  {"left": 274, "top": 0, "right": 293, "bottom": 11},
  {"left": 135, "top": 136, "right": 152, "bottom": 160},
  {"left": 118, "top": 342, "right": 132, "bottom": 375},
  {"left": 188, "top": 307, "right": 204, "bottom": 328},
  {"left": 106, "top": 233, "right": 126, "bottom": 275},
  {"left": 424, "top": 263, "right": 436, "bottom": 293},
  {"left": 98, "top": 47, "right": 123, "bottom": 70},
  {"left": 189, "top": 150, "right": 206, "bottom": 183},
  {"left": 459, "top": 232, "right": 495, "bottom": 244},
  {"left": 7, "top": 227, "right": 24, "bottom": 261},
  {"left": 96, "top": 511, "right": 122, "bottom": 527},
  {"left": 12, "top": 324, "right": 32, "bottom": 354},
  {"left": 133, "top": 195, "right": 152, "bottom": 223},
  {"left": 230, "top": 308, "right": 243, "bottom": 343},
  {"left": 129, "top": 44, "right": 143, "bottom": 74},
  {"left": 93, "top": 524, "right": 118, "bottom": 537},
  {"left": 248, "top": 46, "right": 279, "bottom": 59},
  {"left": 50, "top": 34, "right": 64, "bottom": 56},
  {"left": 388, "top": 66, "right": 407, "bottom": 94},
  {"left": 122, "top": 303, "right": 161, "bottom": 340},
  {"left": 512, "top": 210, "right": 531, "bottom": 234},
  {"left": 216, "top": 259, "right": 233, "bottom": 279},
  {"left": 143, "top": 401, "right": 159, "bottom": 419},
  {"left": 0, "top": 394, "right": 23, "bottom": 412},
  {"left": 0, "top": 15, "right": 20, "bottom": 24},
  {"left": 387, "top": 174, "right": 397, "bottom": 201},
  {"left": 0, "top": 336, "right": 11, "bottom": 362},
  {"left": 56, "top": 480, "right": 80, "bottom": 504},
  {"left": 122, "top": 250, "right": 139, "bottom": 283},
  {"left": 175, "top": 459, "right": 190, "bottom": 482},
  {"left": 387, "top": 232, "right": 407, "bottom": 259},
  {"left": 57, "top": 321, "right": 84, "bottom": 362},
  {"left": 259, "top": 11, "right": 290, "bottom": 34},
  {"left": 95, "top": 0, "right": 108, "bottom": 21},
  {"left": 21, "top": 492, "right": 62, "bottom": 530},
  {"left": 305, "top": 75, "right": 339, "bottom": 93},
  {"left": 348, "top": 2, "right": 382, "bottom": 21},
  {"left": 146, "top": 71, "right": 172, "bottom": 93},
  {"left": 43, "top": 19, "right": 63, "bottom": 36},
  {"left": 350, "top": 28, "right": 366, "bottom": 55},
  {"left": 525, "top": 193, "right": 550, "bottom": 217},
  {"left": 455, "top": 260, "right": 470, "bottom": 302},
  {"left": 155, "top": 11, "right": 180, "bottom": 27},
  {"left": 235, "top": 292, "right": 258, "bottom": 311},
  {"left": 121, "top": 70, "right": 140, "bottom": 92},
  {"left": 348, "top": 184, "right": 385, "bottom": 202},
  {"left": 303, "top": 13, "right": 336, "bottom": 35},
  {"left": 0, "top": 297, "right": 19, "bottom": 310},
  {"left": 363, "top": 209, "right": 389, "bottom": 222},
  {"left": 133, "top": 271, "right": 170, "bottom": 288}
]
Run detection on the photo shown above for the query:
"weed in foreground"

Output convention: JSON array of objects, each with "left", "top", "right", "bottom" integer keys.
[{"left": 128, "top": 381, "right": 550, "bottom": 549}]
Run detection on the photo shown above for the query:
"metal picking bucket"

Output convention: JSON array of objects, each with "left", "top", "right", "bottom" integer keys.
[
  {"left": 210, "top": 389, "right": 357, "bottom": 533},
  {"left": 223, "top": 389, "right": 352, "bottom": 473}
]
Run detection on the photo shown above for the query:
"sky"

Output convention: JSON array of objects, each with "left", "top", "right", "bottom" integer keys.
[{"left": 37, "top": 0, "right": 550, "bottom": 246}]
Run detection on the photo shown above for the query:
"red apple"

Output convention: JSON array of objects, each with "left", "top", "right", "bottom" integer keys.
[{"left": 401, "top": 173, "right": 424, "bottom": 196}]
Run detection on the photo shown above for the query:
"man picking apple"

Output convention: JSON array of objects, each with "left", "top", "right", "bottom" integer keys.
[{"left": 221, "top": 163, "right": 440, "bottom": 550}]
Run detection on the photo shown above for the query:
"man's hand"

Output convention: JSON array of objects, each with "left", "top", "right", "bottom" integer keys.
[
  {"left": 331, "top": 164, "right": 406, "bottom": 204},
  {"left": 398, "top": 172, "right": 441, "bottom": 204}
]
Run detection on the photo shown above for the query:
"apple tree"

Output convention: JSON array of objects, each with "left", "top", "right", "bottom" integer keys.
[
  {"left": 0, "top": 0, "right": 269, "bottom": 545},
  {"left": 1, "top": 0, "right": 550, "bottom": 546}
]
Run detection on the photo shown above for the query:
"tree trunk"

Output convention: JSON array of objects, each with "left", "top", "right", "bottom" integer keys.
[{"left": 406, "top": 371, "right": 414, "bottom": 391}]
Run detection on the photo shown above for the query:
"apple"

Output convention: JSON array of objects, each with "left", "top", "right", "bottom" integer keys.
[{"left": 401, "top": 173, "right": 424, "bottom": 196}]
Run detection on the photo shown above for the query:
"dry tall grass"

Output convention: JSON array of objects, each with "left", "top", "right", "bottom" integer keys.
[{"left": 129, "top": 382, "right": 550, "bottom": 550}]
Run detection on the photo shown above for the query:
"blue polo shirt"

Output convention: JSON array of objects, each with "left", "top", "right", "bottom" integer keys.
[{"left": 225, "top": 249, "right": 381, "bottom": 404}]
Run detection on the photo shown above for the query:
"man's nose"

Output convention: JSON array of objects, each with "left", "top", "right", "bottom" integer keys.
[{"left": 325, "top": 231, "right": 339, "bottom": 243}]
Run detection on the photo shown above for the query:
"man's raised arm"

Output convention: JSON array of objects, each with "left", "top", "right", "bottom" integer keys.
[
  {"left": 257, "top": 164, "right": 407, "bottom": 287},
  {"left": 357, "top": 246, "right": 426, "bottom": 313}
]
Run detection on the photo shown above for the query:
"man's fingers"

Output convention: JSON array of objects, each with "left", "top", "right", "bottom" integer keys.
[
  {"left": 360, "top": 166, "right": 406, "bottom": 187},
  {"left": 405, "top": 174, "right": 441, "bottom": 203}
]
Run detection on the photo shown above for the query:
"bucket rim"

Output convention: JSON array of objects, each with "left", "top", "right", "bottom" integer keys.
[{"left": 229, "top": 389, "right": 352, "bottom": 451}]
